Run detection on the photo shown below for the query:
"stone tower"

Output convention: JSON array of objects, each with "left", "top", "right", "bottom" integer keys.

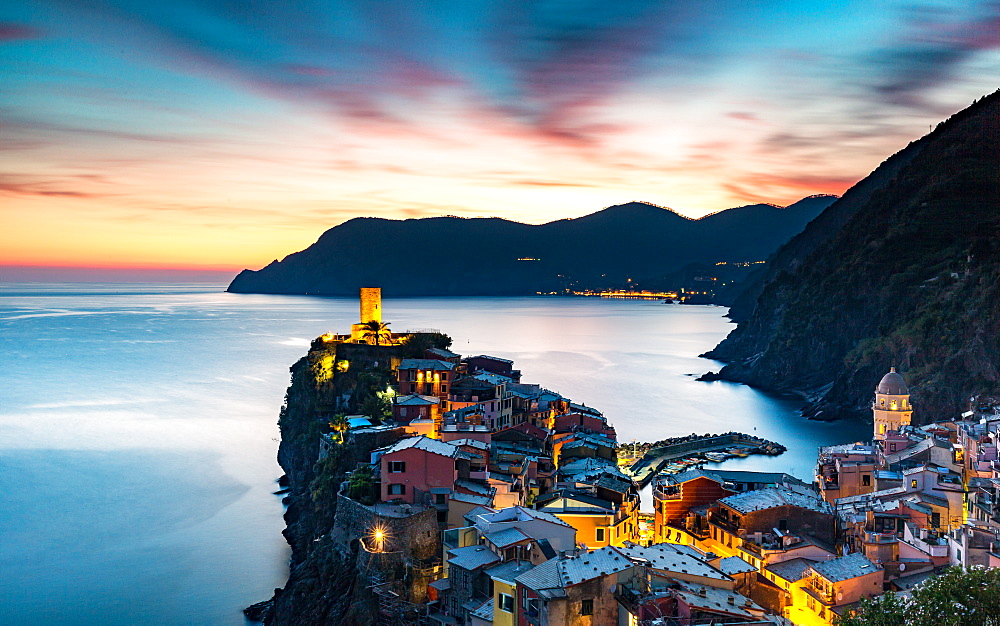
[
  {"left": 360, "top": 287, "right": 381, "bottom": 324},
  {"left": 873, "top": 367, "right": 912, "bottom": 441}
]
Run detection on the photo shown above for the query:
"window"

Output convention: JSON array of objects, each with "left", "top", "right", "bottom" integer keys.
[
  {"left": 525, "top": 598, "right": 539, "bottom": 617},
  {"left": 932, "top": 512, "right": 941, "bottom": 527},
  {"left": 388, "top": 461, "right": 406, "bottom": 473},
  {"left": 595, "top": 528, "right": 605, "bottom": 542},
  {"left": 399, "top": 407, "right": 407, "bottom": 417},
  {"left": 425, "top": 383, "right": 433, "bottom": 395},
  {"left": 778, "top": 519, "right": 788, "bottom": 532},
  {"left": 435, "top": 493, "right": 447, "bottom": 505},
  {"left": 862, "top": 474, "right": 871, "bottom": 486},
  {"left": 441, "top": 384, "right": 447, "bottom": 393},
  {"left": 388, "top": 484, "right": 405, "bottom": 495},
  {"left": 581, "top": 599, "right": 594, "bottom": 615},
  {"left": 498, "top": 593, "right": 514, "bottom": 613},
  {"left": 911, "top": 479, "right": 918, "bottom": 489}
]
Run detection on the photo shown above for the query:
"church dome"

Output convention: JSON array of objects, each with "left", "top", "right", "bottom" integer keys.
[{"left": 876, "top": 368, "right": 908, "bottom": 395}]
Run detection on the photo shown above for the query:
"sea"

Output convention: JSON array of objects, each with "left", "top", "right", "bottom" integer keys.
[{"left": 0, "top": 283, "right": 870, "bottom": 625}]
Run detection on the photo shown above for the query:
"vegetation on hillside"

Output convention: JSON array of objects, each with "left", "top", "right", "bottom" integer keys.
[{"left": 708, "top": 90, "right": 1000, "bottom": 422}]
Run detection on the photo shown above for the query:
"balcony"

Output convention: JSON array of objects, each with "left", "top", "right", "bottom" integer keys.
[{"left": 863, "top": 531, "right": 898, "bottom": 545}]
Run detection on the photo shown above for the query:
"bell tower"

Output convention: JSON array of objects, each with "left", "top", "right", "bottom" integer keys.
[{"left": 873, "top": 367, "right": 912, "bottom": 441}]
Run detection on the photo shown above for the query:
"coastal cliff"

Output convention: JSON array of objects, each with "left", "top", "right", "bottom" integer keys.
[
  {"left": 255, "top": 335, "right": 449, "bottom": 624},
  {"left": 704, "top": 90, "right": 1000, "bottom": 422}
]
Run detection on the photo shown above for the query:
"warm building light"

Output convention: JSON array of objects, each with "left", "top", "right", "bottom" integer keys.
[{"left": 370, "top": 524, "right": 388, "bottom": 553}]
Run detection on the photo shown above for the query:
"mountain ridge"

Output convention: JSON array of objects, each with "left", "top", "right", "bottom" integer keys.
[{"left": 228, "top": 195, "right": 838, "bottom": 297}]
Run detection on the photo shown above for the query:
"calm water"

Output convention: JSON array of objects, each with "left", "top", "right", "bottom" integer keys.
[{"left": 0, "top": 284, "right": 868, "bottom": 624}]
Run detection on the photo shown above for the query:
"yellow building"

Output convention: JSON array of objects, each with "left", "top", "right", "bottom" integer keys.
[
  {"left": 536, "top": 491, "right": 640, "bottom": 548},
  {"left": 873, "top": 368, "right": 912, "bottom": 441},
  {"left": 786, "top": 552, "right": 883, "bottom": 626},
  {"left": 480, "top": 561, "right": 533, "bottom": 626}
]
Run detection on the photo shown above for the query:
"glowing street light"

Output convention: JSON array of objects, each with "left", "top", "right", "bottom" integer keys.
[{"left": 370, "top": 525, "right": 387, "bottom": 553}]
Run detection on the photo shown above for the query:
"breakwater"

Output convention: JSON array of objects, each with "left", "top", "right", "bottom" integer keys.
[{"left": 625, "top": 432, "right": 786, "bottom": 487}]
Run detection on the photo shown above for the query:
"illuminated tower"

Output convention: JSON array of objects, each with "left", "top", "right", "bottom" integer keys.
[
  {"left": 360, "top": 287, "right": 382, "bottom": 323},
  {"left": 873, "top": 367, "right": 912, "bottom": 441}
]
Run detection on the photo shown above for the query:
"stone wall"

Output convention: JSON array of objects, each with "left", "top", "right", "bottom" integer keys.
[{"left": 333, "top": 492, "right": 442, "bottom": 603}]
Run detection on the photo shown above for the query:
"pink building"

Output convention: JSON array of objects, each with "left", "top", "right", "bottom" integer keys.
[{"left": 379, "top": 436, "right": 472, "bottom": 504}]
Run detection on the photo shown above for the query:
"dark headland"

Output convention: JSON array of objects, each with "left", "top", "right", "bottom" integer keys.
[{"left": 227, "top": 196, "right": 836, "bottom": 298}]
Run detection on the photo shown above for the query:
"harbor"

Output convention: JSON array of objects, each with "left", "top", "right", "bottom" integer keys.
[{"left": 621, "top": 432, "right": 787, "bottom": 487}]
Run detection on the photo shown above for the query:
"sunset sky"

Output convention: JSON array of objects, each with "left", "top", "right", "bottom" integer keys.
[{"left": 2, "top": 1, "right": 999, "bottom": 276}]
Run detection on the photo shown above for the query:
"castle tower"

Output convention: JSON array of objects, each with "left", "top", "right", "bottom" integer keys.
[
  {"left": 360, "top": 287, "right": 381, "bottom": 324},
  {"left": 873, "top": 367, "right": 912, "bottom": 441}
]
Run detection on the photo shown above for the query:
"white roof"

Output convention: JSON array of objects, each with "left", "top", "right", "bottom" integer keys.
[{"left": 382, "top": 436, "right": 460, "bottom": 459}]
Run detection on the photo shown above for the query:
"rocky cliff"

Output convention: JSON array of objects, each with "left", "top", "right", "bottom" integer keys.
[
  {"left": 254, "top": 335, "right": 449, "bottom": 625},
  {"left": 705, "top": 90, "right": 1000, "bottom": 423}
]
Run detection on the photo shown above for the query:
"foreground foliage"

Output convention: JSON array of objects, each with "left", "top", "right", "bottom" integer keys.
[{"left": 836, "top": 566, "right": 1000, "bottom": 626}]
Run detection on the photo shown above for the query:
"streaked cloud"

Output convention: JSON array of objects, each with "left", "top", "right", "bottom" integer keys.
[{"left": 1, "top": 0, "right": 998, "bottom": 271}]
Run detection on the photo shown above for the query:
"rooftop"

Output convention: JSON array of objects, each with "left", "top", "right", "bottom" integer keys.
[
  {"left": 447, "top": 545, "right": 501, "bottom": 571},
  {"left": 716, "top": 555, "right": 757, "bottom": 575},
  {"left": 616, "top": 544, "right": 730, "bottom": 581},
  {"left": 765, "top": 558, "right": 818, "bottom": 583},
  {"left": 484, "top": 527, "right": 530, "bottom": 549},
  {"left": 394, "top": 394, "right": 440, "bottom": 406},
  {"left": 381, "top": 436, "right": 461, "bottom": 459},
  {"left": 719, "top": 487, "right": 833, "bottom": 515},
  {"left": 397, "top": 358, "right": 456, "bottom": 371},
  {"left": 674, "top": 582, "right": 762, "bottom": 618},
  {"left": 485, "top": 560, "right": 535, "bottom": 585},
  {"left": 809, "top": 552, "right": 879, "bottom": 583}
]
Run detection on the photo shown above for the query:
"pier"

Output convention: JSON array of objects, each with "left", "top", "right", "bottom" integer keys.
[{"left": 625, "top": 433, "right": 785, "bottom": 487}]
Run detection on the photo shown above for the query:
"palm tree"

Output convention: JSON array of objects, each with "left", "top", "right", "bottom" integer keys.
[
  {"left": 330, "top": 414, "right": 349, "bottom": 442},
  {"left": 361, "top": 320, "right": 391, "bottom": 346}
]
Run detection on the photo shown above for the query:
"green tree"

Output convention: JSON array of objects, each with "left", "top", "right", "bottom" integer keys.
[
  {"left": 346, "top": 466, "right": 377, "bottom": 505},
  {"left": 360, "top": 320, "right": 391, "bottom": 346},
  {"left": 837, "top": 566, "right": 1000, "bottom": 626}
]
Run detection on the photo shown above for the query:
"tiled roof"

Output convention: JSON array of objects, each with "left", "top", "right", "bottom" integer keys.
[
  {"left": 468, "top": 598, "right": 493, "bottom": 622},
  {"left": 382, "top": 436, "right": 461, "bottom": 459},
  {"left": 765, "top": 558, "right": 817, "bottom": 583},
  {"left": 594, "top": 475, "right": 635, "bottom": 494},
  {"left": 616, "top": 544, "right": 730, "bottom": 581},
  {"left": 515, "top": 547, "right": 639, "bottom": 593},
  {"left": 535, "top": 490, "right": 615, "bottom": 513},
  {"left": 398, "top": 358, "right": 457, "bottom": 371},
  {"left": 558, "top": 547, "right": 634, "bottom": 585},
  {"left": 719, "top": 487, "right": 833, "bottom": 515},
  {"left": 468, "top": 354, "right": 514, "bottom": 364},
  {"left": 514, "top": 557, "right": 563, "bottom": 591},
  {"left": 809, "top": 552, "right": 879, "bottom": 583},
  {"left": 485, "top": 560, "right": 534, "bottom": 584},
  {"left": 471, "top": 371, "right": 512, "bottom": 385},
  {"left": 674, "top": 582, "right": 762, "bottom": 618},
  {"left": 427, "top": 347, "right": 460, "bottom": 359},
  {"left": 716, "top": 556, "right": 757, "bottom": 575},
  {"left": 463, "top": 505, "right": 497, "bottom": 525},
  {"left": 485, "top": 527, "right": 530, "bottom": 548},
  {"left": 455, "top": 479, "right": 493, "bottom": 496},
  {"left": 449, "top": 438, "right": 490, "bottom": 450},
  {"left": 394, "top": 394, "right": 440, "bottom": 406},
  {"left": 450, "top": 491, "right": 492, "bottom": 506},
  {"left": 514, "top": 506, "right": 574, "bottom": 528},
  {"left": 447, "top": 545, "right": 501, "bottom": 571}
]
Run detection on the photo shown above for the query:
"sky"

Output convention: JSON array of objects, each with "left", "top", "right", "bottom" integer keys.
[{"left": 2, "top": 1, "right": 999, "bottom": 277}]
